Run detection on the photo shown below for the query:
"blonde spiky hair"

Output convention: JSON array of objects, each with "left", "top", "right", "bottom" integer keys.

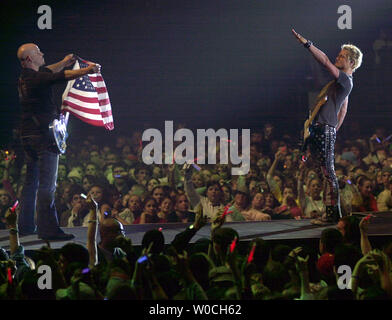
[{"left": 341, "top": 44, "right": 363, "bottom": 72}]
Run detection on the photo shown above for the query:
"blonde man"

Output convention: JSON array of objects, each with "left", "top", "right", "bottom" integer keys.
[{"left": 292, "top": 29, "right": 363, "bottom": 223}]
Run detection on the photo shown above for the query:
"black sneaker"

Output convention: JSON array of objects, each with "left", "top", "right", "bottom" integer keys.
[{"left": 39, "top": 233, "right": 75, "bottom": 241}]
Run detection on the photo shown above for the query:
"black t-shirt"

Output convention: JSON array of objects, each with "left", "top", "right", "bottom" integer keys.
[
  {"left": 315, "top": 70, "right": 353, "bottom": 128},
  {"left": 18, "top": 66, "right": 66, "bottom": 137}
]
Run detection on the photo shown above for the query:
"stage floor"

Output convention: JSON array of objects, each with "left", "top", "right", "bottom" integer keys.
[{"left": 0, "top": 212, "right": 391, "bottom": 251}]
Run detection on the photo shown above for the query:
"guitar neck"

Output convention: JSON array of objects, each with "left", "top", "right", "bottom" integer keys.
[{"left": 308, "top": 96, "right": 327, "bottom": 124}]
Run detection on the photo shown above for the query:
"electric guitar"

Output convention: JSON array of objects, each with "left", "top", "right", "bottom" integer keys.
[
  {"left": 48, "top": 112, "right": 69, "bottom": 154},
  {"left": 301, "top": 96, "right": 328, "bottom": 152}
]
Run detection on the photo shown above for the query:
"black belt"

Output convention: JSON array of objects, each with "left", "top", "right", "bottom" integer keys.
[{"left": 313, "top": 122, "right": 335, "bottom": 129}]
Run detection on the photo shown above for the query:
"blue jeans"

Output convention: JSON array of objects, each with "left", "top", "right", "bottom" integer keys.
[{"left": 19, "top": 136, "right": 62, "bottom": 236}]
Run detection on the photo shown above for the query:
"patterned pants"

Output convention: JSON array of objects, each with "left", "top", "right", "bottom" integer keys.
[{"left": 308, "top": 123, "right": 340, "bottom": 215}]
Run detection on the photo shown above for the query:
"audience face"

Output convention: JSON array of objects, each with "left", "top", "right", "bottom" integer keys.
[
  {"left": 152, "top": 187, "right": 165, "bottom": 205},
  {"left": 113, "top": 166, "right": 127, "bottom": 182},
  {"left": 128, "top": 195, "right": 141, "bottom": 212},
  {"left": 90, "top": 186, "right": 104, "bottom": 203},
  {"left": 175, "top": 195, "right": 189, "bottom": 213},
  {"left": 252, "top": 193, "right": 265, "bottom": 210},
  {"left": 0, "top": 189, "right": 11, "bottom": 207},
  {"left": 283, "top": 187, "right": 294, "bottom": 201},
  {"left": 152, "top": 166, "right": 162, "bottom": 179},
  {"left": 62, "top": 186, "right": 73, "bottom": 204},
  {"left": 201, "top": 170, "right": 212, "bottom": 183},
  {"left": 106, "top": 153, "right": 118, "bottom": 167},
  {"left": 206, "top": 184, "right": 222, "bottom": 204},
  {"left": 58, "top": 164, "right": 67, "bottom": 180},
  {"left": 306, "top": 170, "right": 317, "bottom": 182},
  {"left": 264, "top": 193, "right": 275, "bottom": 208},
  {"left": 90, "top": 151, "right": 101, "bottom": 165},
  {"left": 143, "top": 199, "right": 157, "bottom": 215},
  {"left": 382, "top": 171, "right": 391, "bottom": 187},
  {"left": 309, "top": 179, "right": 321, "bottom": 199},
  {"left": 273, "top": 175, "right": 283, "bottom": 190},
  {"left": 234, "top": 192, "right": 248, "bottom": 209},
  {"left": 86, "top": 164, "right": 97, "bottom": 176},
  {"left": 147, "top": 179, "right": 160, "bottom": 192},
  {"left": 217, "top": 165, "right": 229, "bottom": 179},
  {"left": 259, "top": 180, "right": 268, "bottom": 192},
  {"left": 121, "top": 194, "right": 130, "bottom": 207},
  {"left": 376, "top": 171, "right": 383, "bottom": 184},
  {"left": 251, "top": 132, "right": 263, "bottom": 144},
  {"left": 336, "top": 219, "right": 346, "bottom": 237},
  {"left": 284, "top": 156, "right": 293, "bottom": 170},
  {"left": 82, "top": 177, "right": 93, "bottom": 193},
  {"left": 221, "top": 186, "right": 231, "bottom": 204},
  {"left": 70, "top": 193, "right": 84, "bottom": 208},
  {"left": 359, "top": 180, "right": 373, "bottom": 198},
  {"left": 136, "top": 169, "right": 149, "bottom": 184},
  {"left": 192, "top": 174, "right": 204, "bottom": 188},
  {"left": 350, "top": 146, "right": 360, "bottom": 159},
  {"left": 130, "top": 184, "right": 145, "bottom": 196},
  {"left": 160, "top": 198, "right": 173, "bottom": 214}
]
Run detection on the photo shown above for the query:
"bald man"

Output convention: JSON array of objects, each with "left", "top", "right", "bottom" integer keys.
[
  {"left": 97, "top": 217, "right": 126, "bottom": 264},
  {"left": 17, "top": 43, "right": 100, "bottom": 241}
]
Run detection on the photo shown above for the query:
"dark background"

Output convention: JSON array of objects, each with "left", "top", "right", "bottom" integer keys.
[{"left": 1, "top": 0, "right": 391, "bottom": 147}]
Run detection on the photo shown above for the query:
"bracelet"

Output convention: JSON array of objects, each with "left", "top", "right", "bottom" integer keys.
[
  {"left": 304, "top": 40, "right": 313, "bottom": 49},
  {"left": 88, "top": 220, "right": 97, "bottom": 223},
  {"left": 9, "top": 228, "right": 18, "bottom": 235}
]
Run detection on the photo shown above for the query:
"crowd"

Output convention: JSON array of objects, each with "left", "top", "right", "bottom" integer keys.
[{"left": 0, "top": 122, "right": 391, "bottom": 300}]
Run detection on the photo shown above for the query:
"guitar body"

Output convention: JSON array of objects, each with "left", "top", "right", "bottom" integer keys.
[{"left": 48, "top": 112, "right": 69, "bottom": 154}]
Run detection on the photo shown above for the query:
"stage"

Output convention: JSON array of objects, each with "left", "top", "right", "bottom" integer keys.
[{"left": 0, "top": 212, "right": 391, "bottom": 251}]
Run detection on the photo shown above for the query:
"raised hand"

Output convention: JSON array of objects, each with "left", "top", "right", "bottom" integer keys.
[
  {"left": 211, "top": 210, "right": 226, "bottom": 233},
  {"left": 359, "top": 215, "right": 373, "bottom": 233},
  {"left": 295, "top": 254, "right": 309, "bottom": 274},
  {"left": 193, "top": 210, "right": 208, "bottom": 231},
  {"left": 85, "top": 194, "right": 98, "bottom": 211},
  {"left": 291, "top": 28, "right": 307, "bottom": 45},
  {"left": 4, "top": 208, "right": 17, "bottom": 228},
  {"left": 87, "top": 63, "right": 101, "bottom": 74},
  {"left": 63, "top": 54, "right": 76, "bottom": 67},
  {"left": 289, "top": 246, "right": 303, "bottom": 260}
]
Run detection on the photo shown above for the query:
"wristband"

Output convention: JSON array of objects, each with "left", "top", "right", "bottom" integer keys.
[
  {"left": 88, "top": 220, "right": 97, "bottom": 223},
  {"left": 304, "top": 40, "right": 313, "bottom": 49}
]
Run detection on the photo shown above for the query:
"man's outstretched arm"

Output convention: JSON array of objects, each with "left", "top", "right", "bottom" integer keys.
[
  {"left": 292, "top": 29, "right": 339, "bottom": 79},
  {"left": 46, "top": 54, "right": 76, "bottom": 73}
]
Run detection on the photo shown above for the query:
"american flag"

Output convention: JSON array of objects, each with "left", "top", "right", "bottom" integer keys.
[{"left": 61, "top": 57, "right": 114, "bottom": 130}]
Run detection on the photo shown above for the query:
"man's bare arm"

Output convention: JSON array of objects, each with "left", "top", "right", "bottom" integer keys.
[
  {"left": 292, "top": 29, "right": 339, "bottom": 79},
  {"left": 46, "top": 54, "right": 76, "bottom": 73},
  {"left": 336, "top": 97, "right": 348, "bottom": 131},
  {"left": 64, "top": 64, "right": 100, "bottom": 80}
]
